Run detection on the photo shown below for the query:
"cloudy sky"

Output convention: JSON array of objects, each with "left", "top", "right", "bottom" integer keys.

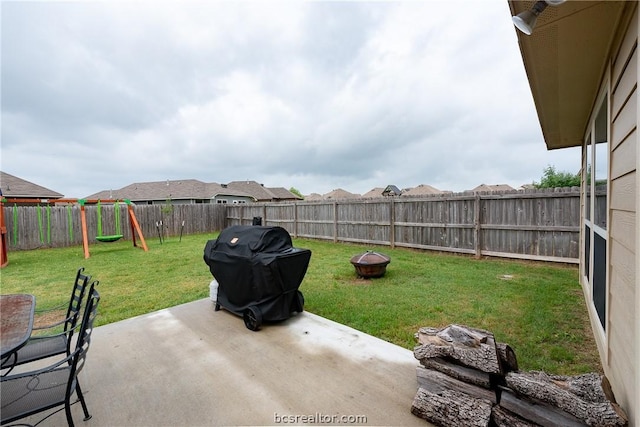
[{"left": 1, "top": 0, "right": 580, "bottom": 198}]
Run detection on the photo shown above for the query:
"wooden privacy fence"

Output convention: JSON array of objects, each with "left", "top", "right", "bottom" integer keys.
[
  {"left": 226, "top": 188, "right": 582, "bottom": 264},
  {"left": 3, "top": 188, "right": 583, "bottom": 263},
  {"left": 3, "top": 203, "right": 226, "bottom": 250}
]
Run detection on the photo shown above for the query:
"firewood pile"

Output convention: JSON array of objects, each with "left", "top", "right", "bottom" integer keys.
[{"left": 411, "top": 324, "right": 628, "bottom": 427}]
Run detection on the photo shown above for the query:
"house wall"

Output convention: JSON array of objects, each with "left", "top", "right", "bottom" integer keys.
[
  {"left": 589, "top": 4, "right": 638, "bottom": 424},
  {"left": 213, "top": 195, "right": 252, "bottom": 204},
  {"left": 136, "top": 199, "right": 199, "bottom": 205}
]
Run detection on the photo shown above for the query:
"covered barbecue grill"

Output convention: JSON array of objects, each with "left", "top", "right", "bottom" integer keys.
[{"left": 203, "top": 225, "right": 311, "bottom": 330}]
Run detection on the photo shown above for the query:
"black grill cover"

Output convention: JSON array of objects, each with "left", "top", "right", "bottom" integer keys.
[{"left": 203, "top": 225, "right": 311, "bottom": 321}]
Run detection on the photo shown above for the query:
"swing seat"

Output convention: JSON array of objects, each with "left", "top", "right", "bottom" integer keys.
[{"left": 96, "top": 234, "right": 123, "bottom": 242}]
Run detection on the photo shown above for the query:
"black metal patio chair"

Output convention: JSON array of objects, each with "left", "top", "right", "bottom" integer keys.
[
  {"left": 1, "top": 281, "right": 100, "bottom": 427},
  {"left": 1, "top": 268, "right": 91, "bottom": 373}
]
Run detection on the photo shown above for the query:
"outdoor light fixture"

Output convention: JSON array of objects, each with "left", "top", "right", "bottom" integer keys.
[{"left": 512, "top": 0, "right": 566, "bottom": 35}]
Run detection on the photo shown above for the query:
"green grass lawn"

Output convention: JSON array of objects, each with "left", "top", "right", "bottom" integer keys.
[{"left": 0, "top": 232, "right": 600, "bottom": 375}]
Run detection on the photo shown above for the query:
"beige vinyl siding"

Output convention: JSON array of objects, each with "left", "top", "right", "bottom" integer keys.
[
  {"left": 610, "top": 210, "right": 636, "bottom": 253},
  {"left": 610, "top": 171, "right": 637, "bottom": 212},
  {"left": 606, "top": 5, "right": 637, "bottom": 423},
  {"left": 611, "top": 128, "right": 637, "bottom": 178},
  {"left": 611, "top": 95, "right": 637, "bottom": 145},
  {"left": 611, "top": 49, "right": 636, "bottom": 125}
]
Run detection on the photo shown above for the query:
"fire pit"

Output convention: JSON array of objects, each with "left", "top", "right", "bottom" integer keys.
[{"left": 350, "top": 250, "right": 390, "bottom": 278}]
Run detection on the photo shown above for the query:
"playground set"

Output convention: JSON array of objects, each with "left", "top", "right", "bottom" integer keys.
[{"left": 0, "top": 198, "right": 148, "bottom": 268}]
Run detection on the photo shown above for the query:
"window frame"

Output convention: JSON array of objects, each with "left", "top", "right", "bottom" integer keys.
[{"left": 581, "top": 85, "right": 610, "bottom": 350}]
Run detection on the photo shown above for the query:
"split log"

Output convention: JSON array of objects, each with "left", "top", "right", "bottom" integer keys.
[
  {"left": 559, "top": 373, "right": 611, "bottom": 402},
  {"left": 505, "top": 371, "right": 628, "bottom": 426},
  {"left": 496, "top": 342, "right": 518, "bottom": 372},
  {"left": 414, "top": 324, "right": 502, "bottom": 374},
  {"left": 411, "top": 386, "right": 493, "bottom": 427},
  {"left": 416, "top": 365, "right": 496, "bottom": 404},
  {"left": 491, "top": 405, "right": 540, "bottom": 427},
  {"left": 500, "top": 389, "right": 587, "bottom": 427},
  {"left": 420, "top": 357, "right": 492, "bottom": 389}
]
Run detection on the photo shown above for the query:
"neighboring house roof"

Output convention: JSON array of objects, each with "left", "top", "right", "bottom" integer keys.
[
  {"left": 362, "top": 188, "right": 384, "bottom": 198},
  {"left": 401, "top": 184, "right": 448, "bottom": 197},
  {"left": 382, "top": 185, "right": 402, "bottom": 196},
  {"left": 0, "top": 171, "right": 63, "bottom": 199},
  {"left": 304, "top": 193, "right": 324, "bottom": 201},
  {"left": 226, "top": 181, "right": 275, "bottom": 201},
  {"left": 85, "top": 179, "right": 254, "bottom": 202},
  {"left": 323, "top": 188, "right": 360, "bottom": 200},
  {"left": 206, "top": 183, "right": 256, "bottom": 199},
  {"left": 508, "top": 1, "right": 626, "bottom": 149},
  {"left": 267, "top": 186, "right": 303, "bottom": 201},
  {"left": 225, "top": 181, "right": 299, "bottom": 202},
  {"left": 470, "top": 184, "right": 515, "bottom": 193}
]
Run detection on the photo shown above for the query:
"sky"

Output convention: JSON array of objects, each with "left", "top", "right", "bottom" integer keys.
[{"left": 1, "top": 0, "right": 581, "bottom": 199}]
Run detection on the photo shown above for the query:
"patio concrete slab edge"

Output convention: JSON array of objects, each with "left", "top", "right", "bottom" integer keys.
[{"left": 36, "top": 298, "right": 430, "bottom": 426}]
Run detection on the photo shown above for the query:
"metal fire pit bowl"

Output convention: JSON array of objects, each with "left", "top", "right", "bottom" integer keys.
[{"left": 350, "top": 250, "right": 390, "bottom": 278}]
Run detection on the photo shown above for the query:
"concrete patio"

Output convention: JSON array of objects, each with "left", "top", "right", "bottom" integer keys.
[{"left": 21, "top": 298, "right": 431, "bottom": 426}]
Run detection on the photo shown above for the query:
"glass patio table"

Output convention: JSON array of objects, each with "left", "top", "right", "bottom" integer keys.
[{"left": 0, "top": 294, "right": 35, "bottom": 359}]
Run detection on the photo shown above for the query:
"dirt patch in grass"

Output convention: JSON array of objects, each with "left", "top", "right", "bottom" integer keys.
[
  {"left": 33, "top": 310, "right": 66, "bottom": 329},
  {"left": 348, "top": 277, "right": 377, "bottom": 285}
]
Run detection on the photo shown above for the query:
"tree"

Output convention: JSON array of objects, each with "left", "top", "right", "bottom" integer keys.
[
  {"left": 161, "top": 197, "right": 174, "bottom": 215},
  {"left": 534, "top": 165, "right": 581, "bottom": 188},
  {"left": 289, "top": 187, "right": 303, "bottom": 199}
]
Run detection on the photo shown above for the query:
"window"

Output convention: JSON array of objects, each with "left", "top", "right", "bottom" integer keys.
[{"left": 583, "top": 96, "right": 608, "bottom": 331}]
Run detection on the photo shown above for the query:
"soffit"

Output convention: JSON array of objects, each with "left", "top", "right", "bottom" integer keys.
[{"left": 508, "top": 1, "right": 626, "bottom": 150}]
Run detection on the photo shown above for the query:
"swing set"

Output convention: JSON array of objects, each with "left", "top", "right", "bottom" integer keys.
[{"left": 0, "top": 198, "right": 148, "bottom": 267}]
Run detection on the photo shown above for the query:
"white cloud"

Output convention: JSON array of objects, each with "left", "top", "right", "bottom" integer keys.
[{"left": 1, "top": 1, "right": 579, "bottom": 198}]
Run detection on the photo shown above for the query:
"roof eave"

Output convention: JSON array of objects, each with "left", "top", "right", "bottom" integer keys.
[{"left": 508, "top": 1, "right": 627, "bottom": 150}]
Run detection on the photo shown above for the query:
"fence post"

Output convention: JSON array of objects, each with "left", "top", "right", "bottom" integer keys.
[
  {"left": 333, "top": 201, "right": 338, "bottom": 243},
  {"left": 0, "top": 200, "right": 8, "bottom": 268},
  {"left": 474, "top": 193, "right": 482, "bottom": 259},
  {"left": 293, "top": 202, "right": 298, "bottom": 238},
  {"left": 389, "top": 198, "right": 395, "bottom": 249}
]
